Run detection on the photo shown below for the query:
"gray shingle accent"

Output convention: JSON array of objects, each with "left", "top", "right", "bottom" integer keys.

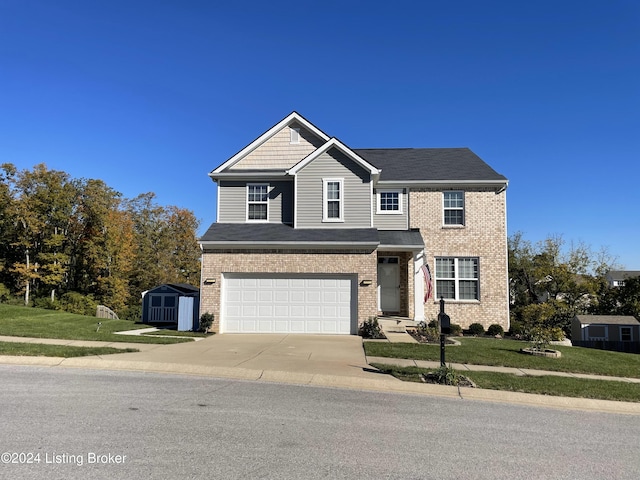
[{"left": 378, "top": 229, "right": 425, "bottom": 248}]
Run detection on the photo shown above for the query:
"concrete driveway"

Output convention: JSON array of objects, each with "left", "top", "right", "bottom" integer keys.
[{"left": 109, "top": 334, "right": 374, "bottom": 378}]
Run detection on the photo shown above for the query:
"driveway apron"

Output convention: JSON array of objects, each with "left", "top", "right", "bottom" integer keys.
[{"left": 109, "top": 334, "right": 373, "bottom": 378}]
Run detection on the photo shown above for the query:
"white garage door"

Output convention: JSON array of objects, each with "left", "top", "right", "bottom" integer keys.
[{"left": 222, "top": 274, "right": 355, "bottom": 334}]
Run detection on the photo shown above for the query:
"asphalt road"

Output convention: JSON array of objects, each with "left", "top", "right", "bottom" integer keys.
[{"left": 1, "top": 365, "right": 638, "bottom": 480}]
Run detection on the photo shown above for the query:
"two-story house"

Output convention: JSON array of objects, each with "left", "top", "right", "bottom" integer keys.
[{"left": 199, "top": 112, "right": 509, "bottom": 334}]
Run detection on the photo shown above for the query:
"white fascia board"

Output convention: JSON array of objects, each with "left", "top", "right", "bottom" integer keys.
[
  {"left": 211, "top": 112, "right": 331, "bottom": 174},
  {"left": 209, "top": 171, "right": 288, "bottom": 180},
  {"left": 376, "top": 179, "right": 509, "bottom": 191},
  {"left": 287, "top": 138, "right": 382, "bottom": 176}
]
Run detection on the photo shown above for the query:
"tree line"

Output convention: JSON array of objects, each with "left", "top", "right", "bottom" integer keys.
[
  {"left": 0, "top": 163, "right": 201, "bottom": 320},
  {"left": 509, "top": 232, "right": 639, "bottom": 338}
]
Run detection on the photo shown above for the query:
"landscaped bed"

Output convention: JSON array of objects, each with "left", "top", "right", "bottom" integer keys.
[{"left": 370, "top": 363, "right": 640, "bottom": 403}]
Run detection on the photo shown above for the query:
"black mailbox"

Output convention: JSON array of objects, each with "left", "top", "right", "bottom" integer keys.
[
  {"left": 438, "top": 297, "right": 451, "bottom": 334},
  {"left": 438, "top": 312, "right": 451, "bottom": 335}
]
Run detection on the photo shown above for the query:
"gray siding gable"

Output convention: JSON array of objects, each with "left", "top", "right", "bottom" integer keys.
[
  {"left": 295, "top": 147, "right": 372, "bottom": 228},
  {"left": 218, "top": 180, "right": 293, "bottom": 224}
]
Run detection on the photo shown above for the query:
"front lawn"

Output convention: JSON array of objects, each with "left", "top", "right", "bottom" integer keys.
[
  {"left": 364, "top": 337, "right": 640, "bottom": 379},
  {"left": 0, "top": 342, "right": 139, "bottom": 357},
  {"left": 0, "top": 304, "right": 192, "bottom": 344},
  {"left": 370, "top": 363, "right": 640, "bottom": 403}
]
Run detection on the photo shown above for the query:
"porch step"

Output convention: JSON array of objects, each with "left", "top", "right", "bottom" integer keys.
[{"left": 377, "top": 317, "right": 418, "bottom": 334}]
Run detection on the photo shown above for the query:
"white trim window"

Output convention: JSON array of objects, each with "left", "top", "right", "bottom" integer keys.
[
  {"left": 323, "top": 178, "right": 344, "bottom": 222},
  {"left": 376, "top": 189, "right": 402, "bottom": 214},
  {"left": 247, "top": 184, "right": 268, "bottom": 221},
  {"left": 443, "top": 191, "right": 464, "bottom": 226},
  {"left": 435, "top": 257, "right": 479, "bottom": 300}
]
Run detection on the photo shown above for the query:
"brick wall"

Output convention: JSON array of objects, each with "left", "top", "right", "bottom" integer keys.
[
  {"left": 411, "top": 188, "right": 509, "bottom": 330},
  {"left": 200, "top": 249, "right": 377, "bottom": 333}
]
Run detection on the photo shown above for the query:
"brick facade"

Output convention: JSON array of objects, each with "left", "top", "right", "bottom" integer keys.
[
  {"left": 410, "top": 188, "right": 510, "bottom": 330},
  {"left": 200, "top": 249, "right": 378, "bottom": 333}
]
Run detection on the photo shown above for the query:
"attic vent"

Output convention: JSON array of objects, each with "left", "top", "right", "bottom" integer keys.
[{"left": 290, "top": 127, "right": 300, "bottom": 144}]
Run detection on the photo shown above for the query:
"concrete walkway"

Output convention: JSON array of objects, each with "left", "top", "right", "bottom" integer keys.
[{"left": 0, "top": 334, "right": 639, "bottom": 415}]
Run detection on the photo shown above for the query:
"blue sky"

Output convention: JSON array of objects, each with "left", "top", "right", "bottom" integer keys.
[{"left": 1, "top": 1, "right": 639, "bottom": 269}]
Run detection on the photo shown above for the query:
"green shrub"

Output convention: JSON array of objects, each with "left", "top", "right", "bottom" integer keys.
[
  {"left": 509, "top": 320, "right": 525, "bottom": 337},
  {"left": 415, "top": 321, "right": 440, "bottom": 342},
  {"left": 467, "top": 323, "right": 485, "bottom": 336},
  {"left": 449, "top": 323, "right": 462, "bottom": 336},
  {"left": 0, "top": 283, "right": 10, "bottom": 302},
  {"left": 428, "top": 365, "right": 461, "bottom": 386},
  {"left": 119, "top": 304, "right": 142, "bottom": 322},
  {"left": 33, "top": 297, "right": 59, "bottom": 311},
  {"left": 528, "top": 326, "right": 552, "bottom": 351},
  {"left": 359, "top": 317, "right": 385, "bottom": 339},
  {"left": 59, "top": 292, "right": 97, "bottom": 316},
  {"left": 427, "top": 319, "right": 438, "bottom": 329},
  {"left": 198, "top": 312, "right": 215, "bottom": 333},
  {"left": 549, "top": 327, "right": 565, "bottom": 341},
  {"left": 487, "top": 324, "right": 504, "bottom": 337}
]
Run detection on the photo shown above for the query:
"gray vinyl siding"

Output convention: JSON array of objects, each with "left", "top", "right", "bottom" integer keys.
[
  {"left": 218, "top": 180, "right": 293, "bottom": 224},
  {"left": 373, "top": 189, "right": 409, "bottom": 230},
  {"left": 296, "top": 148, "right": 372, "bottom": 228}
]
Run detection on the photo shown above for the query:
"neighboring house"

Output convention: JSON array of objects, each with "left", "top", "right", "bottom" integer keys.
[
  {"left": 199, "top": 112, "right": 509, "bottom": 334},
  {"left": 572, "top": 315, "right": 640, "bottom": 353},
  {"left": 142, "top": 284, "right": 200, "bottom": 331},
  {"left": 606, "top": 270, "right": 640, "bottom": 288}
]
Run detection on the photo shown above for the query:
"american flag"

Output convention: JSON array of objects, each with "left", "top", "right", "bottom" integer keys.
[{"left": 421, "top": 263, "right": 433, "bottom": 303}]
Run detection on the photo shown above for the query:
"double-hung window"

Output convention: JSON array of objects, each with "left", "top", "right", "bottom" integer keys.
[
  {"left": 621, "top": 327, "right": 632, "bottom": 342},
  {"left": 443, "top": 191, "right": 464, "bottom": 226},
  {"left": 323, "top": 178, "right": 343, "bottom": 222},
  {"left": 435, "top": 257, "right": 479, "bottom": 300},
  {"left": 377, "top": 189, "right": 402, "bottom": 214},
  {"left": 247, "top": 184, "right": 268, "bottom": 221}
]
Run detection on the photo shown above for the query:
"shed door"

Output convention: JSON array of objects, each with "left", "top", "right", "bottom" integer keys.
[
  {"left": 149, "top": 294, "right": 178, "bottom": 323},
  {"left": 222, "top": 274, "right": 355, "bottom": 334}
]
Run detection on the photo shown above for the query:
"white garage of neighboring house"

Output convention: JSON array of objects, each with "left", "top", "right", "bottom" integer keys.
[{"left": 221, "top": 274, "right": 357, "bottom": 334}]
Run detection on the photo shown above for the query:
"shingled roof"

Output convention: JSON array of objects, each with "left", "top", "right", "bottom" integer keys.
[{"left": 353, "top": 148, "right": 507, "bottom": 183}]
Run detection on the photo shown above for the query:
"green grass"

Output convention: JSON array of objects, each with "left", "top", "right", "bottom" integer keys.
[
  {"left": 370, "top": 363, "right": 640, "bottom": 403},
  {"left": 364, "top": 337, "right": 640, "bottom": 378},
  {"left": 0, "top": 341, "right": 139, "bottom": 358},
  {"left": 0, "top": 304, "right": 192, "bottom": 344}
]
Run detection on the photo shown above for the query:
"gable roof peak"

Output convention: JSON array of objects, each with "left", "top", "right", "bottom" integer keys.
[{"left": 211, "top": 112, "right": 330, "bottom": 175}]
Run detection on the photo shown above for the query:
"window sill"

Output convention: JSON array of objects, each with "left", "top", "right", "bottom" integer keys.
[
  {"left": 432, "top": 299, "right": 480, "bottom": 304},
  {"left": 442, "top": 225, "right": 465, "bottom": 229},
  {"left": 322, "top": 219, "right": 345, "bottom": 223}
]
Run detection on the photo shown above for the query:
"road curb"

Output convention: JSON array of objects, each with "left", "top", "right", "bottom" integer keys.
[{"left": 1, "top": 355, "right": 639, "bottom": 415}]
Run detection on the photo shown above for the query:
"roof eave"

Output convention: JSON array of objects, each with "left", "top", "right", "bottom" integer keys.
[
  {"left": 199, "top": 241, "right": 379, "bottom": 250},
  {"left": 376, "top": 179, "right": 509, "bottom": 191},
  {"left": 208, "top": 171, "right": 289, "bottom": 181}
]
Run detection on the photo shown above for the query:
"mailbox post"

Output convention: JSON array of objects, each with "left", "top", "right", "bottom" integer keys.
[{"left": 437, "top": 297, "right": 451, "bottom": 367}]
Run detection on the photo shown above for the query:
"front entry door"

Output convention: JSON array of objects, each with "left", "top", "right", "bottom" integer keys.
[{"left": 378, "top": 257, "right": 400, "bottom": 312}]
